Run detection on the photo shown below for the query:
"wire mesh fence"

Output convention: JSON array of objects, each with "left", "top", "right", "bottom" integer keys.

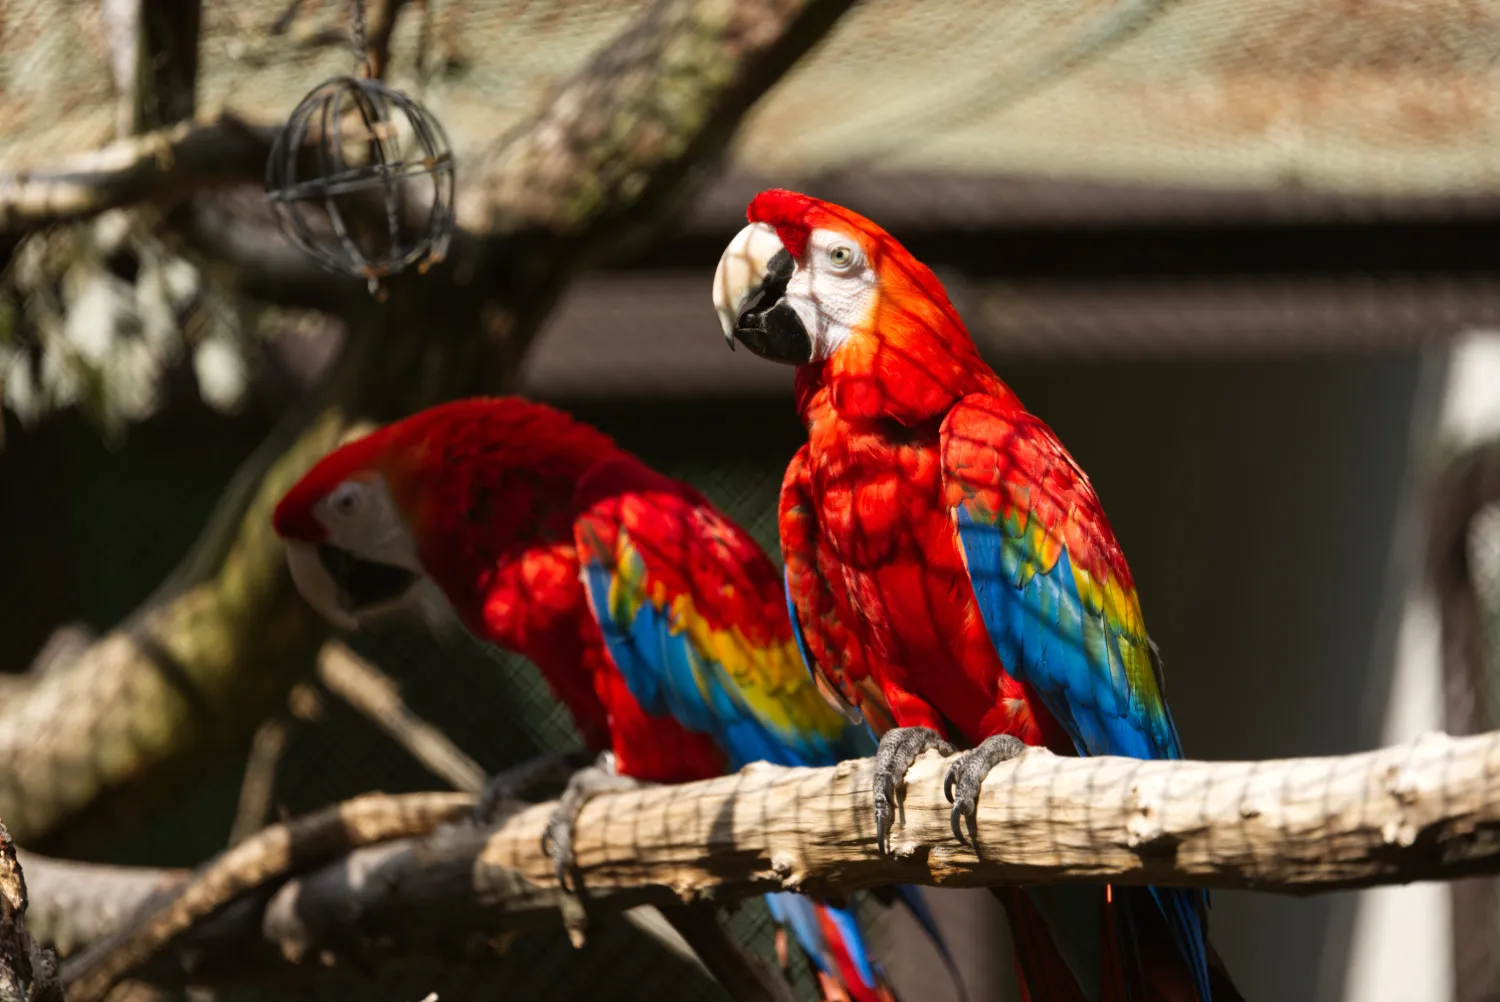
[{"left": 7, "top": 1, "right": 1500, "bottom": 1001}]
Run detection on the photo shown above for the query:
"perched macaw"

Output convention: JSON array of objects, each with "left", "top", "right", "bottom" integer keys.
[
  {"left": 710, "top": 190, "right": 1244, "bottom": 1002},
  {"left": 270, "top": 396, "right": 956, "bottom": 1002}
]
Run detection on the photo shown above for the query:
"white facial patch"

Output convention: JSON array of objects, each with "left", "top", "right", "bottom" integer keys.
[
  {"left": 316, "top": 475, "right": 423, "bottom": 574},
  {"left": 783, "top": 227, "right": 877, "bottom": 362}
]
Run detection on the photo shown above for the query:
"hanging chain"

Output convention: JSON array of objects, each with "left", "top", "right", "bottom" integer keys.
[{"left": 349, "top": 0, "right": 371, "bottom": 77}]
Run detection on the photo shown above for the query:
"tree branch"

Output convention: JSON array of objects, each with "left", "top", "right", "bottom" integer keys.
[
  {"left": 227, "top": 714, "right": 293, "bottom": 847},
  {"left": 18, "top": 857, "right": 185, "bottom": 964},
  {"left": 31, "top": 730, "right": 1500, "bottom": 998},
  {"left": 441, "top": 0, "right": 858, "bottom": 384},
  {"left": 60, "top": 793, "right": 472, "bottom": 1002},
  {"left": 308, "top": 643, "right": 774, "bottom": 995},
  {"left": 0, "top": 118, "right": 275, "bottom": 232},
  {"left": 0, "top": 822, "right": 60, "bottom": 1002},
  {"left": 133, "top": 1, "right": 203, "bottom": 133},
  {"left": 313, "top": 643, "right": 487, "bottom": 795},
  {"left": 457, "top": 0, "right": 855, "bottom": 245},
  {"left": 0, "top": 366, "right": 345, "bottom": 850},
  {"left": 362, "top": 0, "right": 410, "bottom": 81}
]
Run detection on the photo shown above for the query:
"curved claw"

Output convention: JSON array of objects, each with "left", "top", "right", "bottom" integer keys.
[
  {"left": 541, "top": 813, "right": 578, "bottom": 894},
  {"left": 874, "top": 769, "right": 896, "bottom": 856},
  {"left": 871, "top": 726, "right": 954, "bottom": 856},
  {"left": 941, "top": 762, "right": 972, "bottom": 844},
  {"left": 473, "top": 749, "right": 594, "bottom": 828},
  {"left": 942, "top": 734, "right": 1029, "bottom": 854},
  {"left": 537, "top": 752, "right": 647, "bottom": 945},
  {"left": 949, "top": 791, "right": 974, "bottom": 846}
]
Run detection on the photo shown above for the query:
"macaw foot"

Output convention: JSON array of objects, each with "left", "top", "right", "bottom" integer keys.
[
  {"left": 873, "top": 726, "right": 955, "bottom": 856},
  {"left": 943, "top": 733, "right": 1028, "bottom": 851},
  {"left": 471, "top": 748, "right": 595, "bottom": 826},
  {"left": 541, "top": 750, "right": 647, "bottom": 946}
]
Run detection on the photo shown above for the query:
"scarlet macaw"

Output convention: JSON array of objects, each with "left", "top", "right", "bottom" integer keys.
[
  {"left": 710, "top": 190, "right": 1243, "bottom": 1002},
  {"left": 270, "top": 396, "right": 956, "bottom": 1002}
]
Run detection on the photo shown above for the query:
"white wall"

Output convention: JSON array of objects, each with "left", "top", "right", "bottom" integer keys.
[
  {"left": 1341, "top": 333, "right": 1500, "bottom": 1002},
  {"left": 996, "top": 350, "right": 1445, "bottom": 1002}
]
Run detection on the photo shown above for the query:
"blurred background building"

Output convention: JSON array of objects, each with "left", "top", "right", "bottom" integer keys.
[{"left": 7, "top": 2, "right": 1500, "bottom": 1001}]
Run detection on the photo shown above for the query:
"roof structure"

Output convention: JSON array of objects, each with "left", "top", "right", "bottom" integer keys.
[{"left": 6, "top": 1, "right": 1500, "bottom": 387}]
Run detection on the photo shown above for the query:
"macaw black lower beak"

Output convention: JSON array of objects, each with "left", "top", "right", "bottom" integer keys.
[
  {"left": 317, "top": 543, "right": 419, "bottom": 613},
  {"left": 732, "top": 249, "right": 812, "bottom": 366}
]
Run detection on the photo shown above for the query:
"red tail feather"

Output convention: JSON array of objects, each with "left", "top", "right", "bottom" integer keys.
[
  {"left": 999, "top": 889, "right": 1089, "bottom": 1002},
  {"left": 1001, "top": 886, "right": 1224, "bottom": 1002}
]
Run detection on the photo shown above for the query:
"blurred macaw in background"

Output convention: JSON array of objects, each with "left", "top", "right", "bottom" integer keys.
[
  {"left": 270, "top": 396, "right": 958, "bottom": 1002},
  {"left": 710, "top": 189, "right": 1245, "bottom": 1002}
]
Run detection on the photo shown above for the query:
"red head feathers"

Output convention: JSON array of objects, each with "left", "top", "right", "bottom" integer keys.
[
  {"left": 269, "top": 397, "right": 620, "bottom": 630},
  {"left": 715, "top": 189, "right": 999, "bottom": 424}
]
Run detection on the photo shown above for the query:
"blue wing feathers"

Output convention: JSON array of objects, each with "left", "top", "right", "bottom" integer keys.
[
  {"left": 584, "top": 562, "right": 669, "bottom": 715},
  {"left": 583, "top": 555, "right": 866, "bottom": 770},
  {"left": 581, "top": 498, "right": 964, "bottom": 1001},
  {"left": 953, "top": 507, "right": 1170, "bottom": 760},
  {"left": 952, "top": 505, "right": 1212, "bottom": 1000},
  {"left": 767, "top": 893, "right": 885, "bottom": 994}
]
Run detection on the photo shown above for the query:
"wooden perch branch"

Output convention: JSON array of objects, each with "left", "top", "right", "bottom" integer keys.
[
  {"left": 307, "top": 644, "right": 734, "bottom": 990},
  {"left": 61, "top": 794, "right": 472, "bottom": 1002},
  {"left": 387, "top": 728, "right": 1500, "bottom": 898},
  {"left": 35, "top": 730, "right": 1500, "bottom": 999}
]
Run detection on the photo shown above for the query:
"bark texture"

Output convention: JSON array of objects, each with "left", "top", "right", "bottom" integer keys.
[{"left": 29, "top": 730, "right": 1500, "bottom": 997}]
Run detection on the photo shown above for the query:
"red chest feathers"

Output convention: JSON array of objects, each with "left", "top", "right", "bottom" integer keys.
[
  {"left": 807, "top": 420, "right": 953, "bottom": 570},
  {"left": 804, "top": 416, "right": 1049, "bottom": 747}
]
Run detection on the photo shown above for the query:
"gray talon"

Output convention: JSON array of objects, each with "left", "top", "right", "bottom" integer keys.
[
  {"left": 872, "top": 726, "right": 955, "bottom": 855},
  {"left": 473, "top": 749, "right": 591, "bottom": 827},
  {"left": 539, "top": 750, "right": 645, "bottom": 944},
  {"left": 541, "top": 809, "right": 576, "bottom": 892},
  {"left": 943, "top": 734, "right": 1028, "bottom": 851}
]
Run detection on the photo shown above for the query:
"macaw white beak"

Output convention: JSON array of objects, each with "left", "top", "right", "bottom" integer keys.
[
  {"left": 713, "top": 222, "right": 784, "bottom": 347},
  {"left": 285, "top": 539, "right": 360, "bottom": 630},
  {"left": 711, "top": 223, "right": 811, "bottom": 364}
]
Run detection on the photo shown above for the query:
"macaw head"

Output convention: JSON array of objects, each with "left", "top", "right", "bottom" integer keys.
[
  {"left": 712, "top": 189, "right": 970, "bottom": 368},
  {"left": 272, "top": 422, "right": 428, "bottom": 631},
  {"left": 272, "top": 397, "right": 617, "bottom": 631}
]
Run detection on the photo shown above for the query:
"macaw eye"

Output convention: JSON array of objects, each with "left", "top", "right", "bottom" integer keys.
[
  {"left": 827, "top": 244, "right": 857, "bottom": 270},
  {"left": 329, "top": 482, "right": 364, "bottom": 517}
]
